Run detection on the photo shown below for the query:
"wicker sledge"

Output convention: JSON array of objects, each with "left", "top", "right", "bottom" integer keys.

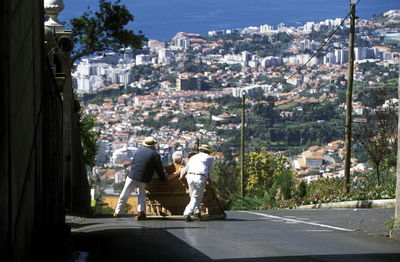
[{"left": 145, "top": 165, "right": 226, "bottom": 220}]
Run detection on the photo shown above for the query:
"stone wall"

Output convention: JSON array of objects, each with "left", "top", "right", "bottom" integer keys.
[{"left": 1, "top": 1, "right": 69, "bottom": 261}]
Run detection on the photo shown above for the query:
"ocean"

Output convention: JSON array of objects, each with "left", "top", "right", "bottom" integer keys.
[{"left": 59, "top": 0, "right": 400, "bottom": 41}]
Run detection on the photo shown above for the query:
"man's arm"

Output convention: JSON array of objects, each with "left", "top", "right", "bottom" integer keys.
[
  {"left": 165, "top": 167, "right": 182, "bottom": 181},
  {"left": 154, "top": 153, "right": 166, "bottom": 181}
]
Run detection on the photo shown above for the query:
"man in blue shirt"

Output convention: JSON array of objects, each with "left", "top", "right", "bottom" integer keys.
[{"left": 113, "top": 137, "right": 167, "bottom": 220}]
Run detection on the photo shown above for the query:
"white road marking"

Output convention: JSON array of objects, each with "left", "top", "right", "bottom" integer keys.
[
  {"left": 239, "top": 211, "right": 354, "bottom": 232},
  {"left": 291, "top": 217, "right": 310, "bottom": 221},
  {"left": 304, "top": 230, "right": 332, "bottom": 232},
  {"left": 268, "top": 219, "right": 285, "bottom": 222}
]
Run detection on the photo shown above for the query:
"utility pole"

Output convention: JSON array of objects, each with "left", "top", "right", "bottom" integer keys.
[
  {"left": 393, "top": 66, "right": 400, "bottom": 239},
  {"left": 344, "top": 1, "right": 357, "bottom": 194},
  {"left": 240, "top": 91, "right": 246, "bottom": 197}
]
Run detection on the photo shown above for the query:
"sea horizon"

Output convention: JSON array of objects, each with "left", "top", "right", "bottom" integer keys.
[{"left": 59, "top": 0, "right": 399, "bottom": 41}]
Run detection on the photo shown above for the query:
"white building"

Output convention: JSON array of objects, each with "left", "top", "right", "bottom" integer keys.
[
  {"left": 208, "top": 30, "right": 225, "bottom": 37},
  {"left": 76, "top": 60, "right": 91, "bottom": 75},
  {"left": 298, "top": 39, "right": 320, "bottom": 51},
  {"left": 232, "top": 85, "right": 264, "bottom": 97},
  {"left": 354, "top": 47, "right": 368, "bottom": 61},
  {"left": 226, "top": 29, "right": 240, "bottom": 35},
  {"left": 173, "top": 37, "right": 190, "bottom": 50},
  {"left": 324, "top": 52, "right": 336, "bottom": 64},
  {"left": 76, "top": 76, "right": 91, "bottom": 93},
  {"left": 223, "top": 54, "right": 244, "bottom": 65},
  {"left": 283, "top": 54, "right": 318, "bottom": 66},
  {"left": 303, "top": 22, "right": 315, "bottom": 32},
  {"left": 261, "top": 56, "right": 282, "bottom": 67},
  {"left": 74, "top": 53, "right": 137, "bottom": 93},
  {"left": 248, "top": 59, "right": 259, "bottom": 68},
  {"left": 96, "top": 140, "right": 112, "bottom": 165},
  {"left": 334, "top": 49, "right": 349, "bottom": 64},
  {"left": 110, "top": 146, "right": 137, "bottom": 166},
  {"left": 260, "top": 24, "right": 274, "bottom": 33},
  {"left": 321, "top": 18, "right": 343, "bottom": 30},
  {"left": 242, "top": 26, "right": 259, "bottom": 35},
  {"left": 242, "top": 51, "right": 251, "bottom": 62},
  {"left": 135, "top": 54, "right": 151, "bottom": 65},
  {"left": 158, "top": 48, "right": 173, "bottom": 64},
  {"left": 277, "top": 23, "right": 286, "bottom": 31},
  {"left": 75, "top": 74, "right": 104, "bottom": 94}
]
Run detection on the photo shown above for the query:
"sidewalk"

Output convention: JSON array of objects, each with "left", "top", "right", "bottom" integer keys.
[{"left": 296, "top": 199, "right": 395, "bottom": 209}]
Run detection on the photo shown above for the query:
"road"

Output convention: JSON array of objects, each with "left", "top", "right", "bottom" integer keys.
[{"left": 70, "top": 208, "right": 400, "bottom": 261}]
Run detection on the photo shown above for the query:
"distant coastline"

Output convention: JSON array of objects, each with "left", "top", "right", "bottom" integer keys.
[{"left": 60, "top": 0, "right": 400, "bottom": 41}]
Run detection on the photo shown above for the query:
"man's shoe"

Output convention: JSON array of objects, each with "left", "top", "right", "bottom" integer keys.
[
  {"left": 112, "top": 213, "right": 120, "bottom": 218},
  {"left": 135, "top": 212, "right": 147, "bottom": 221},
  {"left": 185, "top": 215, "right": 193, "bottom": 222},
  {"left": 194, "top": 212, "right": 201, "bottom": 220}
]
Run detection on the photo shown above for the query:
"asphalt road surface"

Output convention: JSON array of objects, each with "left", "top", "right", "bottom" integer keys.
[{"left": 70, "top": 208, "right": 400, "bottom": 261}]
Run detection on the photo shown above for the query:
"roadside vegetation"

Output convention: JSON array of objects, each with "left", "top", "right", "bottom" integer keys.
[{"left": 211, "top": 145, "right": 396, "bottom": 211}]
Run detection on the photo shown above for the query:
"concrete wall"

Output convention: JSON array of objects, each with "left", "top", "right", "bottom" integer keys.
[{"left": 1, "top": 1, "right": 65, "bottom": 261}]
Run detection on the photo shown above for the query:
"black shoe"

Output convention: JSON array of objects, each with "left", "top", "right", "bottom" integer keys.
[
  {"left": 135, "top": 212, "right": 147, "bottom": 221},
  {"left": 185, "top": 215, "right": 193, "bottom": 222}
]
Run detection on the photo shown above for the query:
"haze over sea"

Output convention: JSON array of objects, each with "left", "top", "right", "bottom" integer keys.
[{"left": 60, "top": 0, "right": 399, "bottom": 41}]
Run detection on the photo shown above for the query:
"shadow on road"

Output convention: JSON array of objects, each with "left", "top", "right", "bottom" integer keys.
[{"left": 72, "top": 226, "right": 400, "bottom": 262}]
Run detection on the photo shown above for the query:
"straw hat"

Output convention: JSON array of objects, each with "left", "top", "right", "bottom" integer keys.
[
  {"left": 198, "top": 144, "right": 212, "bottom": 154},
  {"left": 142, "top": 136, "right": 158, "bottom": 147}
]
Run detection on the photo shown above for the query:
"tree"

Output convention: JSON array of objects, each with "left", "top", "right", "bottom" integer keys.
[
  {"left": 276, "top": 32, "right": 292, "bottom": 43},
  {"left": 353, "top": 104, "right": 397, "bottom": 186},
  {"left": 79, "top": 112, "right": 101, "bottom": 168},
  {"left": 131, "top": 65, "right": 153, "bottom": 80},
  {"left": 245, "top": 149, "right": 293, "bottom": 198},
  {"left": 211, "top": 161, "right": 240, "bottom": 200},
  {"left": 70, "top": 0, "right": 147, "bottom": 63}
]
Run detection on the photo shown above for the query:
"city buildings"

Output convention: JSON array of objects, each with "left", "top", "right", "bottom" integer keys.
[{"left": 75, "top": 9, "right": 400, "bottom": 185}]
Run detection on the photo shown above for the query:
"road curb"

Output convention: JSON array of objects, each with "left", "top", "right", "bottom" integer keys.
[{"left": 296, "top": 199, "right": 395, "bottom": 209}]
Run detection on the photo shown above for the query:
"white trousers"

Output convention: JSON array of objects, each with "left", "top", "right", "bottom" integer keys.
[
  {"left": 183, "top": 174, "right": 207, "bottom": 216},
  {"left": 114, "top": 176, "right": 147, "bottom": 214}
]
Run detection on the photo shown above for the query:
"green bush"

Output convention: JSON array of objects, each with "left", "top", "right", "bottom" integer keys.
[
  {"left": 305, "top": 177, "right": 344, "bottom": 203},
  {"left": 295, "top": 180, "right": 307, "bottom": 198},
  {"left": 277, "top": 173, "right": 396, "bottom": 209}
]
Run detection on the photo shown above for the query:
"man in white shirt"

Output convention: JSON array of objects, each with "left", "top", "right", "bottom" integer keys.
[{"left": 180, "top": 144, "right": 213, "bottom": 222}]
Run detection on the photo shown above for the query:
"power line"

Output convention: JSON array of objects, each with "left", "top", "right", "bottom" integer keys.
[
  {"left": 229, "top": 7, "right": 357, "bottom": 115},
  {"left": 281, "top": 11, "right": 352, "bottom": 86},
  {"left": 192, "top": 2, "right": 361, "bottom": 152}
]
